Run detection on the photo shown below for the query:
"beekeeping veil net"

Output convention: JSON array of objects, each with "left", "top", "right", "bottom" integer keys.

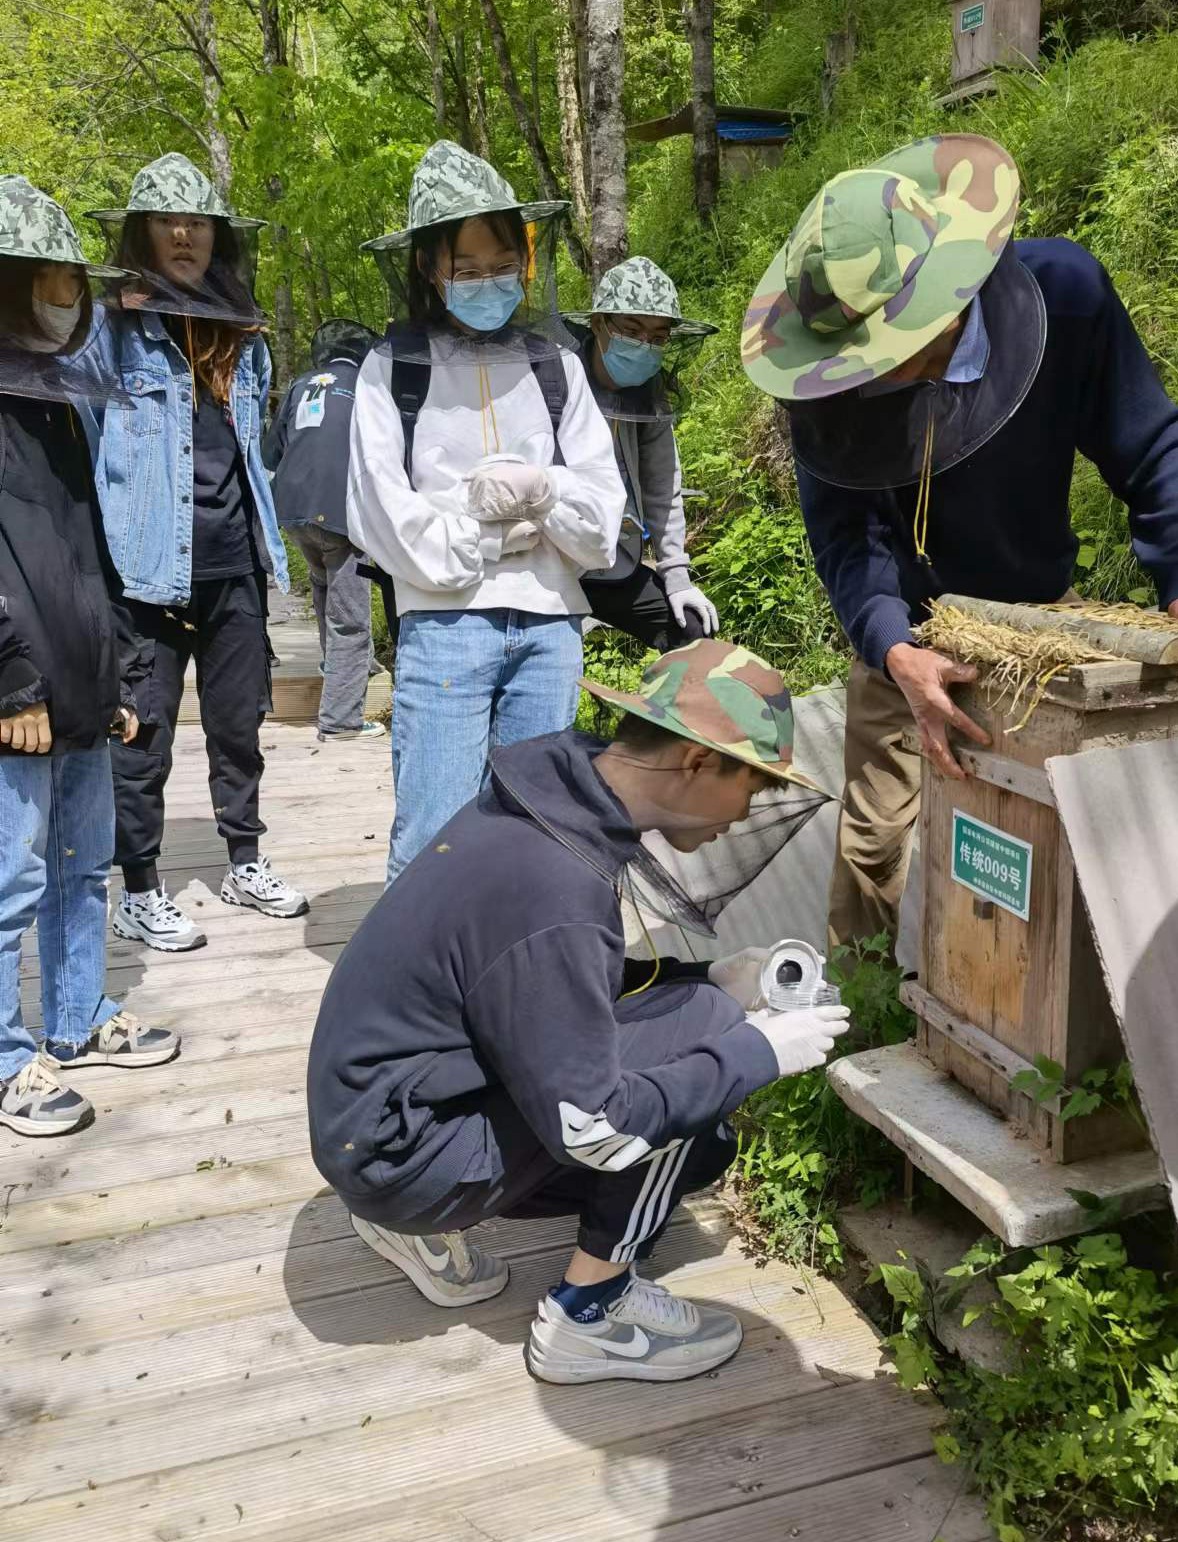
[
  {"left": 563, "top": 256, "right": 718, "bottom": 423},
  {"left": 362, "top": 139, "right": 574, "bottom": 368},
  {"left": 0, "top": 175, "right": 133, "bottom": 405},
  {"left": 87, "top": 153, "right": 265, "bottom": 328},
  {"left": 310, "top": 317, "right": 379, "bottom": 369}
]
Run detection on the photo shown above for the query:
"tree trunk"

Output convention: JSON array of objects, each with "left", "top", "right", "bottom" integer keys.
[
  {"left": 194, "top": 0, "right": 233, "bottom": 199},
  {"left": 586, "top": 0, "right": 626, "bottom": 281},
  {"left": 452, "top": 28, "right": 475, "bottom": 150},
  {"left": 478, "top": 0, "right": 588, "bottom": 272},
  {"left": 427, "top": 1, "right": 447, "bottom": 130},
  {"left": 472, "top": 33, "right": 492, "bottom": 160},
  {"left": 568, "top": 0, "right": 590, "bottom": 123},
  {"left": 687, "top": 0, "right": 719, "bottom": 219},
  {"left": 258, "top": 0, "right": 295, "bottom": 387},
  {"left": 556, "top": 17, "right": 590, "bottom": 229},
  {"left": 822, "top": 22, "right": 857, "bottom": 115},
  {"left": 303, "top": 244, "right": 322, "bottom": 333}
]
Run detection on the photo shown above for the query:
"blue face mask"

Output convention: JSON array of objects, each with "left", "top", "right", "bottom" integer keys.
[
  {"left": 444, "top": 275, "right": 524, "bottom": 333},
  {"left": 603, "top": 333, "right": 665, "bottom": 388}
]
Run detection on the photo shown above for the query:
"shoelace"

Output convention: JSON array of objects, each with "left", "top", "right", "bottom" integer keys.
[
  {"left": 95, "top": 1013, "right": 137, "bottom": 1050},
  {"left": 13, "top": 1056, "right": 63, "bottom": 1100},
  {"left": 237, "top": 857, "right": 289, "bottom": 899},
  {"left": 612, "top": 1277, "right": 699, "bottom": 1334},
  {"left": 439, "top": 1230, "right": 474, "bottom": 1276},
  {"left": 141, "top": 888, "right": 186, "bottom": 924}
]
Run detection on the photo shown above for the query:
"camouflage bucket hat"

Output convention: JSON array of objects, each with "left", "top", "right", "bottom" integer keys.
[
  {"left": 310, "top": 317, "right": 379, "bottom": 368},
  {"left": 581, "top": 638, "right": 824, "bottom": 792},
  {"left": 564, "top": 256, "right": 717, "bottom": 339},
  {"left": 0, "top": 176, "right": 131, "bottom": 280},
  {"left": 87, "top": 153, "right": 265, "bottom": 231},
  {"left": 362, "top": 140, "right": 568, "bottom": 254},
  {"left": 742, "top": 134, "right": 1019, "bottom": 401}
]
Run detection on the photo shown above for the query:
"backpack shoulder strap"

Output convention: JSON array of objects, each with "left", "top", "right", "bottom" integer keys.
[
  {"left": 523, "top": 333, "right": 569, "bottom": 468},
  {"left": 385, "top": 323, "right": 431, "bottom": 487}
]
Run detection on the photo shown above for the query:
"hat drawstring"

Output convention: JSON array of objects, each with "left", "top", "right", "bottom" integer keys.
[
  {"left": 477, "top": 363, "right": 501, "bottom": 456},
  {"left": 913, "top": 408, "right": 934, "bottom": 567},
  {"left": 619, "top": 869, "right": 662, "bottom": 999}
]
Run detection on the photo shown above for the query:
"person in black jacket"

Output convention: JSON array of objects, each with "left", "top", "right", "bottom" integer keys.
[
  {"left": 0, "top": 177, "right": 179, "bottom": 1139},
  {"left": 308, "top": 638, "right": 850, "bottom": 1384},
  {"left": 263, "top": 318, "right": 385, "bottom": 741}
]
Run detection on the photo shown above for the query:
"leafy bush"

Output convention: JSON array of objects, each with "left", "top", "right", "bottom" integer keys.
[{"left": 877, "top": 1232, "right": 1178, "bottom": 1539}]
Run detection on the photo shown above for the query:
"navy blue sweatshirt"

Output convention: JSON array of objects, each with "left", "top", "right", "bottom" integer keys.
[
  {"left": 797, "top": 239, "right": 1178, "bottom": 671},
  {"left": 262, "top": 356, "right": 360, "bottom": 536},
  {"left": 306, "top": 731, "right": 779, "bottom": 1222}
]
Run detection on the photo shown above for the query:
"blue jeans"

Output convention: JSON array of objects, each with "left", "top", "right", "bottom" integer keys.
[
  {"left": 389, "top": 610, "right": 583, "bottom": 881},
  {"left": 0, "top": 747, "right": 120, "bottom": 1081}
]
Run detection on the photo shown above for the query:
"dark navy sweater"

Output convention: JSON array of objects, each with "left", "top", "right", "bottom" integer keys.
[
  {"left": 797, "top": 239, "right": 1178, "bottom": 671},
  {"left": 306, "top": 731, "right": 778, "bottom": 1223}
]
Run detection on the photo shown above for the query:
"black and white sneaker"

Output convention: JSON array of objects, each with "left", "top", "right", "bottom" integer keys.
[
  {"left": 351, "top": 1216, "right": 510, "bottom": 1306},
  {"left": 220, "top": 856, "right": 309, "bottom": 919},
  {"left": 113, "top": 886, "right": 206, "bottom": 952},
  {"left": 0, "top": 1056, "right": 94, "bottom": 1138},
  {"left": 527, "top": 1274, "right": 744, "bottom": 1384},
  {"left": 46, "top": 1011, "right": 179, "bottom": 1070}
]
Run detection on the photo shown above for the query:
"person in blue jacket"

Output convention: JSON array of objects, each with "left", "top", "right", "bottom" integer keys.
[
  {"left": 83, "top": 154, "right": 308, "bottom": 953},
  {"left": 307, "top": 638, "right": 849, "bottom": 1385},
  {"left": 741, "top": 133, "right": 1178, "bottom": 952}
]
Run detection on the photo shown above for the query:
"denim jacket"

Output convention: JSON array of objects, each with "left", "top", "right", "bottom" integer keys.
[{"left": 83, "top": 312, "right": 289, "bottom": 605}]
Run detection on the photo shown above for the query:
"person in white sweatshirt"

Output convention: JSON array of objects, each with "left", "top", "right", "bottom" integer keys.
[{"left": 348, "top": 142, "right": 624, "bottom": 880}]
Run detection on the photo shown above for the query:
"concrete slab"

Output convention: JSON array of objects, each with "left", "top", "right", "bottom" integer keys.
[
  {"left": 840, "top": 1199, "right": 1016, "bottom": 1373},
  {"left": 828, "top": 1042, "right": 1166, "bottom": 1247},
  {"left": 1048, "top": 739, "right": 1178, "bottom": 1223}
]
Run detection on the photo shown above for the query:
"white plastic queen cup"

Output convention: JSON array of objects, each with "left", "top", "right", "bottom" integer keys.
[{"left": 759, "top": 939, "right": 842, "bottom": 1012}]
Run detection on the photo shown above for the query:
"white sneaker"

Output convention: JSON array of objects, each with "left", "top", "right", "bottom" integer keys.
[
  {"left": 0, "top": 1056, "right": 93, "bottom": 1138},
  {"left": 351, "top": 1216, "right": 510, "bottom": 1307},
  {"left": 317, "top": 721, "right": 386, "bottom": 742},
  {"left": 45, "top": 1011, "right": 179, "bottom": 1070},
  {"left": 220, "top": 855, "right": 309, "bottom": 919},
  {"left": 527, "top": 1274, "right": 744, "bottom": 1384},
  {"left": 113, "top": 886, "right": 206, "bottom": 952}
]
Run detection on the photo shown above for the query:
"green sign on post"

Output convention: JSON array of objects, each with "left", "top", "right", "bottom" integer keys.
[
  {"left": 951, "top": 810, "right": 1033, "bottom": 921},
  {"left": 961, "top": 2, "right": 985, "bottom": 31}
]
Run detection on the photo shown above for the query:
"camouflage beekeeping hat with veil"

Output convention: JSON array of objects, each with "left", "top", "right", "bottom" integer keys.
[
  {"left": 741, "top": 133, "right": 1047, "bottom": 490},
  {"left": 0, "top": 175, "right": 133, "bottom": 403},
  {"left": 87, "top": 152, "right": 266, "bottom": 325},
  {"left": 564, "top": 255, "right": 718, "bottom": 421},
  {"left": 581, "top": 638, "right": 831, "bottom": 936},
  {"left": 361, "top": 140, "right": 572, "bottom": 367}
]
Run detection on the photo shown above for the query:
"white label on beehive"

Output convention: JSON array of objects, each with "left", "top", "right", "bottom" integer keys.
[{"left": 951, "top": 809, "right": 1033, "bottom": 921}]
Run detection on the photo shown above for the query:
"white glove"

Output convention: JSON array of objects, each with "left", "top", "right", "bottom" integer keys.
[
  {"left": 466, "top": 454, "right": 556, "bottom": 521},
  {"left": 499, "top": 519, "right": 541, "bottom": 556},
  {"left": 746, "top": 1005, "right": 852, "bottom": 1078},
  {"left": 708, "top": 947, "right": 773, "bottom": 1010},
  {"left": 663, "top": 566, "right": 719, "bottom": 635}
]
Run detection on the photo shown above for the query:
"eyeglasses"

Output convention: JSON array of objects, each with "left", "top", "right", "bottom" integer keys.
[
  {"left": 445, "top": 263, "right": 523, "bottom": 291},
  {"left": 606, "top": 319, "right": 673, "bottom": 347}
]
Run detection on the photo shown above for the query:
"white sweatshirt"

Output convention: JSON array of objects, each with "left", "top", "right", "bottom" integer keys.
[{"left": 346, "top": 338, "right": 625, "bottom": 617}]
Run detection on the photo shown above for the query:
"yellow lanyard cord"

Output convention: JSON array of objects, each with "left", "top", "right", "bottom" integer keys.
[
  {"left": 913, "top": 411, "right": 934, "bottom": 565},
  {"left": 619, "top": 869, "right": 662, "bottom": 999},
  {"left": 477, "top": 363, "right": 501, "bottom": 457}
]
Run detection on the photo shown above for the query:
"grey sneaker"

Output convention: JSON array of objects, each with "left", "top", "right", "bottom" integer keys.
[
  {"left": 46, "top": 1010, "right": 179, "bottom": 1070},
  {"left": 113, "top": 885, "right": 206, "bottom": 952},
  {"left": 0, "top": 1056, "right": 93, "bottom": 1138},
  {"left": 220, "top": 856, "right": 309, "bottom": 919},
  {"left": 317, "top": 721, "right": 387, "bottom": 742},
  {"left": 527, "top": 1274, "right": 744, "bottom": 1384},
  {"left": 351, "top": 1216, "right": 510, "bottom": 1307}
]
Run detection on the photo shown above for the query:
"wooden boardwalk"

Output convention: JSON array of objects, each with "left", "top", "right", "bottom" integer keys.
[{"left": 1, "top": 663, "right": 992, "bottom": 1541}]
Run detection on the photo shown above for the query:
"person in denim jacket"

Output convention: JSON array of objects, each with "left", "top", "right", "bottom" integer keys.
[{"left": 82, "top": 154, "right": 307, "bottom": 952}]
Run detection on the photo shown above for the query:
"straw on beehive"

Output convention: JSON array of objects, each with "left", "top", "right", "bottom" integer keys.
[
  {"left": 1042, "top": 600, "right": 1178, "bottom": 634},
  {"left": 916, "top": 601, "right": 1116, "bottom": 730}
]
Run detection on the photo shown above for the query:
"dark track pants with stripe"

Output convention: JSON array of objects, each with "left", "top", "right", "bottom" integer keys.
[{"left": 367, "top": 980, "right": 741, "bottom": 1266}]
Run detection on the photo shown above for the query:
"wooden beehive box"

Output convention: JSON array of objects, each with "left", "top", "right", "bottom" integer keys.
[
  {"left": 948, "top": 0, "right": 1040, "bottom": 86},
  {"left": 907, "top": 656, "right": 1178, "bottom": 1163}
]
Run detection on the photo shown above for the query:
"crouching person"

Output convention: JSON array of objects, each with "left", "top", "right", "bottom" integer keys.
[{"left": 308, "top": 638, "right": 849, "bottom": 1383}]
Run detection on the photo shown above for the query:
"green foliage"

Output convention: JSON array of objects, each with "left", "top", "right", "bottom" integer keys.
[
  {"left": 733, "top": 935, "right": 914, "bottom": 1272},
  {"left": 876, "top": 1231, "right": 1178, "bottom": 1538}
]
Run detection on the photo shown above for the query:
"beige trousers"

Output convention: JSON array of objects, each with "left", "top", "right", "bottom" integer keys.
[{"left": 827, "top": 659, "right": 920, "bottom": 954}]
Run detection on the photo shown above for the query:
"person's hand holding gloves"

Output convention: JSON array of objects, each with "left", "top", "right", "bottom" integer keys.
[
  {"left": 708, "top": 947, "right": 773, "bottom": 1010},
  {"left": 466, "top": 453, "right": 555, "bottom": 522},
  {"left": 746, "top": 1004, "right": 852, "bottom": 1077}
]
